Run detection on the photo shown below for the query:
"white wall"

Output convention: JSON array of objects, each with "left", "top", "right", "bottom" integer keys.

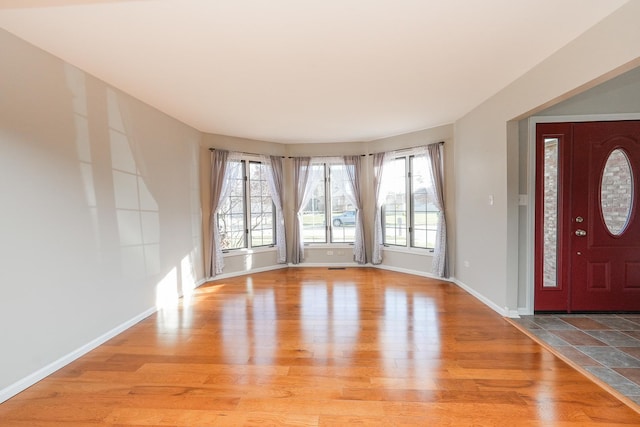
[
  {"left": 536, "top": 66, "right": 640, "bottom": 117},
  {"left": 454, "top": 1, "right": 640, "bottom": 314},
  {"left": 0, "top": 30, "right": 203, "bottom": 400}
]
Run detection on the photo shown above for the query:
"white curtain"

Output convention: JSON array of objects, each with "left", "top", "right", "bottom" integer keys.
[
  {"left": 209, "top": 150, "right": 242, "bottom": 276},
  {"left": 261, "top": 155, "right": 287, "bottom": 263},
  {"left": 208, "top": 150, "right": 227, "bottom": 276},
  {"left": 292, "top": 157, "right": 312, "bottom": 264},
  {"left": 371, "top": 152, "right": 387, "bottom": 264},
  {"left": 343, "top": 156, "right": 366, "bottom": 264},
  {"left": 427, "top": 142, "right": 448, "bottom": 277}
]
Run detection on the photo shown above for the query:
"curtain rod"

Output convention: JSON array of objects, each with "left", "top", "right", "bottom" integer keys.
[
  {"left": 208, "top": 148, "right": 285, "bottom": 158},
  {"left": 287, "top": 154, "right": 366, "bottom": 158},
  {"left": 209, "top": 141, "right": 444, "bottom": 158},
  {"left": 367, "top": 141, "right": 445, "bottom": 156},
  {"left": 209, "top": 147, "right": 365, "bottom": 158}
]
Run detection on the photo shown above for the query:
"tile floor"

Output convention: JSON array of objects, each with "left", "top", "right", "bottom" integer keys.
[{"left": 511, "top": 313, "right": 640, "bottom": 406}]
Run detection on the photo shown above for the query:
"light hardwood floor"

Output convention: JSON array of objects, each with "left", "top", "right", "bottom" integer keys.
[{"left": 1, "top": 268, "right": 639, "bottom": 426}]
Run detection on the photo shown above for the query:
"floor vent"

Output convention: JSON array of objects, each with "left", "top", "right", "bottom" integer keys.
[{"left": 328, "top": 267, "right": 346, "bottom": 270}]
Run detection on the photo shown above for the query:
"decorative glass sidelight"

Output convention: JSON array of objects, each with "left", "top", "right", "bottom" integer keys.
[
  {"left": 601, "top": 148, "right": 634, "bottom": 236},
  {"left": 543, "top": 138, "right": 559, "bottom": 288}
]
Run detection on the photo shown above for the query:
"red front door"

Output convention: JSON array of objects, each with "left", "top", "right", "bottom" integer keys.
[{"left": 535, "top": 121, "right": 640, "bottom": 312}]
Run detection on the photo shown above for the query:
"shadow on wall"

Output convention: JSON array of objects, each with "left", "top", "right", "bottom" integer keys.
[
  {"left": 64, "top": 63, "right": 202, "bottom": 310},
  {"left": 0, "top": 28, "right": 204, "bottom": 396}
]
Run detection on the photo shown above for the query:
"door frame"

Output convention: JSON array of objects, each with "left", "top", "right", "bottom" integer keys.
[{"left": 522, "top": 113, "right": 640, "bottom": 315}]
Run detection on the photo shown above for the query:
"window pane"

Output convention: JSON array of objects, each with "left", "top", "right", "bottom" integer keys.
[
  {"left": 219, "top": 161, "right": 245, "bottom": 250},
  {"left": 382, "top": 158, "right": 407, "bottom": 246},
  {"left": 543, "top": 138, "right": 559, "bottom": 288},
  {"left": 302, "top": 164, "right": 326, "bottom": 243},
  {"left": 330, "top": 164, "right": 355, "bottom": 243},
  {"left": 249, "top": 162, "right": 275, "bottom": 247},
  {"left": 601, "top": 148, "right": 633, "bottom": 236},
  {"left": 411, "top": 155, "right": 438, "bottom": 249}
]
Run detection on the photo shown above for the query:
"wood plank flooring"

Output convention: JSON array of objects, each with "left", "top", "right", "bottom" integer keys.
[{"left": 1, "top": 268, "right": 639, "bottom": 426}]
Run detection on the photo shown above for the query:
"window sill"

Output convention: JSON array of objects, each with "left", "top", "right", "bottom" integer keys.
[
  {"left": 304, "top": 243, "right": 353, "bottom": 249},
  {"left": 382, "top": 246, "right": 434, "bottom": 256},
  {"left": 222, "top": 246, "right": 277, "bottom": 258}
]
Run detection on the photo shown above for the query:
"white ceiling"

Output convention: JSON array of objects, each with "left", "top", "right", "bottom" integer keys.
[{"left": 0, "top": 0, "right": 629, "bottom": 143}]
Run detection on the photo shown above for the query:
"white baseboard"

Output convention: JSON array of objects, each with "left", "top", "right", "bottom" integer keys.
[
  {"left": 370, "top": 266, "right": 519, "bottom": 318},
  {"left": 287, "top": 262, "right": 370, "bottom": 268},
  {"left": 0, "top": 306, "right": 157, "bottom": 404},
  {"left": 366, "top": 265, "right": 519, "bottom": 318},
  {"left": 453, "top": 278, "right": 516, "bottom": 317},
  {"left": 372, "top": 263, "right": 440, "bottom": 280}
]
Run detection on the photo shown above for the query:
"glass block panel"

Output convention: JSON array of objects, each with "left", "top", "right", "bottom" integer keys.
[
  {"left": 543, "top": 138, "right": 559, "bottom": 288},
  {"left": 601, "top": 148, "right": 633, "bottom": 236}
]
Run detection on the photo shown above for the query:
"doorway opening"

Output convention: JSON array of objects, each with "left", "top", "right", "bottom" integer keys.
[{"left": 534, "top": 120, "right": 640, "bottom": 312}]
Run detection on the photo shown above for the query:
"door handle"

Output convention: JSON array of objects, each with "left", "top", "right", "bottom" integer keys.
[{"left": 575, "top": 229, "right": 587, "bottom": 236}]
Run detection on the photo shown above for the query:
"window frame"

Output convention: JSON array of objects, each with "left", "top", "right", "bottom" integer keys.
[
  {"left": 381, "top": 157, "right": 409, "bottom": 248},
  {"left": 247, "top": 160, "right": 276, "bottom": 249},
  {"left": 381, "top": 153, "right": 439, "bottom": 251},
  {"left": 218, "top": 159, "right": 276, "bottom": 252},
  {"left": 301, "top": 163, "right": 328, "bottom": 244},
  {"left": 301, "top": 161, "right": 357, "bottom": 245}
]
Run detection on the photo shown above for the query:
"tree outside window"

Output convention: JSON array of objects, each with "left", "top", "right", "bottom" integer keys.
[{"left": 218, "top": 160, "right": 275, "bottom": 250}]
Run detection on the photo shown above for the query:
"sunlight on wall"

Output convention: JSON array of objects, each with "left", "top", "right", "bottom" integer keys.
[
  {"left": 107, "top": 89, "right": 162, "bottom": 281},
  {"left": 155, "top": 253, "right": 199, "bottom": 309},
  {"left": 155, "top": 267, "right": 179, "bottom": 309},
  {"left": 65, "top": 64, "right": 101, "bottom": 250},
  {"left": 181, "top": 253, "right": 196, "bottom": 301},
  {"left": 62, "top": 58, "right": 203, "bottom": 328},
  {"left": 245, "top": 252, "right": 253, "bottom": 271}
]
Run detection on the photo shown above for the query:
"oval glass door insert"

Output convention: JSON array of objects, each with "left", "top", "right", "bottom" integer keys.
[{"left": 601, "top": 148, "right": 634, "bottom": 235}]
